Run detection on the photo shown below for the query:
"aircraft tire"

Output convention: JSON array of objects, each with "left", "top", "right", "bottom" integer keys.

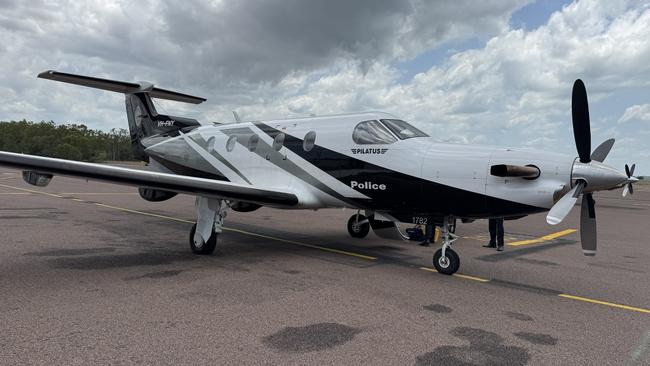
[
  {"left": 189, "top": 223, "right": 218, "bottom": 255},
  {"left": 433, "top": 248, "right": 460, "bottom": 275},
  {"left": 347, "top": 214, "right": 370, "bottom": 238}
]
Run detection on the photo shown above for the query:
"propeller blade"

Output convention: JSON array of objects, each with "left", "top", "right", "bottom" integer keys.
[
  {"left": 623, "top": 184, "right": 629, "bottom": 197},
  {"left": 547, "top": 181, "right": 585, "bottom": 225},
  {"left": 625, "top": 164, "right": 630, "bottom": 177},
  {"left": 580, "top": 193, "right": 597, "bottom": 256},
  {"left": 572, "top": 79, "right": 591, "bottom": 163},
  {"left": 629, "top": 163, "right": 635, "bottom": 177},
  {"left": 629, "top": 183, "right": 634, "bottom": 195},
  {"left": 590, "top": 139, "right": 615, "bottom": 162}
]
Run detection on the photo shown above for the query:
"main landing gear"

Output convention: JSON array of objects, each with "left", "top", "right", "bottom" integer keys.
[
  {"left": 189, "top": 196, "right": 228, "bottom": 255},
  {"left": 432, "top": 216, "right": 460, "bottom": 275},
  {"left": 347, "top": 211, "right": 370, "bottom": 238}
]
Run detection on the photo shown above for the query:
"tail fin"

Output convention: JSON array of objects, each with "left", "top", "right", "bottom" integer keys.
[{"left": 37, "top": 70, "right": 206, "bottom": 161}]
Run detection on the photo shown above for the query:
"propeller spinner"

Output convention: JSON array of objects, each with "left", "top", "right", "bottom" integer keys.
[{"left": 546, "top": 80, "right": 637, "bottom": 256}]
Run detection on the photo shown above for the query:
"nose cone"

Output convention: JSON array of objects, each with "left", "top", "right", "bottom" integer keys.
[
  {"left": 628, "top": 176, "right": 639, "bottom": 184},
  {"left": 572, "top": 160, "right": 628, "bottom": 192}
]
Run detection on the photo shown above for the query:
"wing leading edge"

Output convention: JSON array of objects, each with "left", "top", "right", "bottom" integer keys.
[{"left": 0, "top": 151, "right": 298, "bottom": 207}]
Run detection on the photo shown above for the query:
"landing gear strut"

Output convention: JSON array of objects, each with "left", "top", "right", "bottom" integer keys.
[
  {"left": 432, "top": 216, "right": 460, "bottom": 275},
  {"left": 189, "top": 196, "right": 228, "bottom": 255},
  {"left": 347, "top": 211, "right": 370, "bottom": 238}
]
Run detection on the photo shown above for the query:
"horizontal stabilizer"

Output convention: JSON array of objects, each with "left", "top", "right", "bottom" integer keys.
[{"left": 38, "top": 70, "right": 206, "bottom": 104}]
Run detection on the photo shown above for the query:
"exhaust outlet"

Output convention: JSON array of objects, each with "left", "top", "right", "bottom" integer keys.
[{"left": 490, "top": 164, "right": 540, "bottom": 179}]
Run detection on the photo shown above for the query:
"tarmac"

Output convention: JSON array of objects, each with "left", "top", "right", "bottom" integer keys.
[{"left": 0, "top": 167, "right": 649, "bottom": 365}]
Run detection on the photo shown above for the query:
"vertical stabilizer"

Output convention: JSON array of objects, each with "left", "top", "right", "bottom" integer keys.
[{"left": 37, "top": 70, "right": 206, "bottom": 161}]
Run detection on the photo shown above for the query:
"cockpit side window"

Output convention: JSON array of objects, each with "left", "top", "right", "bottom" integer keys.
[
  {"left": 380, "top": 119, "right": 428, "bottom": 140},
  {"left": 352, "top": 120, "right": 398, "bottom": 144}
]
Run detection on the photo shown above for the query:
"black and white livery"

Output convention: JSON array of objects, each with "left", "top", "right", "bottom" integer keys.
[{"left": 0, "top": 71, "right": 639, "bottom": 274}]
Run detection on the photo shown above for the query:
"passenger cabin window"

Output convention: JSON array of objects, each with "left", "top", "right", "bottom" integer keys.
[
  {"left": 380, "top": 119, "right": 428, "bottom": 140},
  {"left": 303, "top": 131, "right": 316, "bottom": 151},
  {"left": 352, "top": 120, "right": 398, "bottom": 144},
  {"left": 226, "top": 135, "right": 236, "bottom": 152},
  {"left": 248, "top": 134, "right": 259, "bottom": 152},
  {"left": 273, "top": 133, "right": 285, "bottom": 151}
]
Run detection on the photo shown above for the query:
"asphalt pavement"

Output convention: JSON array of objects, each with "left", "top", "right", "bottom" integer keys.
[{"left": 1, "top": 168, "right": 649, "bottom": 365}]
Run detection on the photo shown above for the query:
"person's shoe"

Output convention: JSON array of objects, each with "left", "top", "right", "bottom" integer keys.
[
  {"left": 497, "top": 245, "right": 504, "bottom": 251},
  {"left": 418, "top": 241, "right": 430, "bottom": 247},
  {"left": 483, "top": 243, "right": 496, "bottom": 248}
]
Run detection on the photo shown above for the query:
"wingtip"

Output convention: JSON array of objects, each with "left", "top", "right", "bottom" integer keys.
[{"left": 37, "top": 70, "right": 56, "bottom": 79}]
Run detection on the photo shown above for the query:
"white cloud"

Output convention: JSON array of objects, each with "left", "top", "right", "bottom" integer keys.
[
  {"left": 228, "top": 1, "right": 650, "bottom": 144},
  {"left": 618, "top": 104, "right": 650, "bottom": 123},
  {"left": 1, "top": 0, "right": 649, "bottom": 174}
]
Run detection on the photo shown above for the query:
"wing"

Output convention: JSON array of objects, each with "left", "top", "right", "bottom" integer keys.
[{"left": 0, "top": 151, "right": 298, "bottom": 207}]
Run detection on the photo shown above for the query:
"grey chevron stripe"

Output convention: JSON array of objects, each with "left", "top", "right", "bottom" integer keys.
[
  {"left": 221, "top": 126, "right": 364, "bottom": 208},
  {"left": 190, "top": 134, "right": 252, "bottom": 184}
]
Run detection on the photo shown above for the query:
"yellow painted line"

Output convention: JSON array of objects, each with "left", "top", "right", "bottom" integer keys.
[
  {"left": 508, "top": 229, "right": 577, "bottom": 247},
  {"left": 0, "top": 182, "right": 376, "bottom": 261},
  {"left": 8, "top": 181, "right": 649, "bottom": 316},
  {"left": 224, "top": 227, "right": 377, "bottom": 260},
  {"left": 92, "top": 203, "right": 195, "bottom": 224},
  {"left": 453, "top": 273, "right": 491, "bottom": 283},
  {"left": 91, "top": 203, "right": 376, "bottom": 261},
  {"left": 59, "top": 192, "right": 139, "bottom": 195},
  {"left": 420, "top": 267, "right": 490, "bottom": 282},
  {"left": 0, "top": 183, "right": 63, "bottom": 198},
  {"left": 559, "top": 294, "right": 650, "bottom": 315}
]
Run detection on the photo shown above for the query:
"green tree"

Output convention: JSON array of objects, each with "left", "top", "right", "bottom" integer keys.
[{"left": 0, "top": 120, "right": 135, "bottom": 162}]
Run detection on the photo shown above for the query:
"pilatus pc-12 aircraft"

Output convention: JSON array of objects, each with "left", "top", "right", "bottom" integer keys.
[{"left": 0, "top": 71, "right": 640, "bottom": 275}]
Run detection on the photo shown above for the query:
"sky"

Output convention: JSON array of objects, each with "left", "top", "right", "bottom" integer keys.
[{"left": 1, "top": 0, "right": 649, "bottom": 174}]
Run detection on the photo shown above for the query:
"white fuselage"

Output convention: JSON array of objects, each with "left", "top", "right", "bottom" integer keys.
[{"left": 143, "top": 112, "right": 574, "bottom": 221}]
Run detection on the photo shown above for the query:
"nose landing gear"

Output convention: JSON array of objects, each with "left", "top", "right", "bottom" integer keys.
[{"left": 432, "top": 216, "right": 460, "bottom": 275}]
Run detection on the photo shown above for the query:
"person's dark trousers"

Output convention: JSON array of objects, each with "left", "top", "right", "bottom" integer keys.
[{"left": 489, "top": 218, "right": 504, "bottom": 248}]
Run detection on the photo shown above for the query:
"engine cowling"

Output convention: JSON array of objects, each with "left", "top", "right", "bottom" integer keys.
[{"left": 138, "top": 188, "right": 177, "bottom": 202}]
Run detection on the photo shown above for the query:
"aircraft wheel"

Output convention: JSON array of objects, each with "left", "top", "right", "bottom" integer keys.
[
  {"left": 433, "top": 248, "right": 460, "bottom": 275},
  {"left": 347, "top": 214, "right": 370, "bottom": 238},
  {"left": 189, "top": 223, "right": 217, "bottom": 255}
]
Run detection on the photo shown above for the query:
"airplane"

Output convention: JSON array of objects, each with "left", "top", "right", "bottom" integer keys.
[{"left": 0, "top": 70, "right": 640, "bottom": 275}]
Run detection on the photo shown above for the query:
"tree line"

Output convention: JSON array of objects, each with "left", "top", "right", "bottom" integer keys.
[{"left": 0, "top": 120, "right": 135, "bottom": 162}]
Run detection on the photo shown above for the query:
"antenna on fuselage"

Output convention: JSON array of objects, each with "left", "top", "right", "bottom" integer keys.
[{"left": 233, "top": 111, "right": 241, "bottom": 123}]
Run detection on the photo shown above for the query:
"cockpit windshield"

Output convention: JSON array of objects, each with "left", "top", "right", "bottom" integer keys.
[
  {"left": 380, "top": 119, "right": 428, "bottom": 140},
  {"left": 352, "top": 120, "right": 398, "bottom": 144}
]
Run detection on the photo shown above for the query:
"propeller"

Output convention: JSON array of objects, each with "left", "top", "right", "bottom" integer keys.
[
  {"left": 547, "top": 181, "right": 584, "bottom": 225},
  {"left": 545, "top": 80, "right": 639, "bottom": 255},
  {"left": 546, "top": 79, "right": 626, "bottom": 256},
  {"left": 572, "top": 79, "right": 592, "bottom": 164},
  {"left": 590, "top": 138, "right": 614, "bottom": 162},
  {"left": 622, "top": 163, "right": 637, "bottom": 197},
  {"left": 580, "top": 193, "right": 597, "bottom": 256}
]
